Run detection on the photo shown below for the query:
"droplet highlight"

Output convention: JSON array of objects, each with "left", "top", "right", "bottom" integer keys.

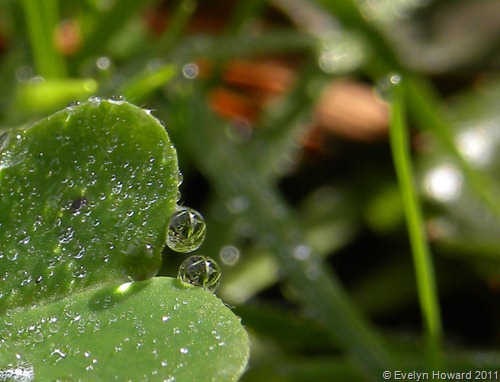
[
  {"left": 166, "top": 206, "right": 206, "bottom": 253},
  {"left": 178, "top": 255, "right": 221, "bottom": 292}
]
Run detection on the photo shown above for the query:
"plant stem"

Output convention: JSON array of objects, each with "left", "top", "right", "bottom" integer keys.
[
  {"left": 21, "top": 0, "right": 66, "bottom": 78},
  {"left": 158, "top": 0, "right": 197, "bottom": 52},
  {"left": 389, "top": 78, "right": 442, "bottom": 364}
]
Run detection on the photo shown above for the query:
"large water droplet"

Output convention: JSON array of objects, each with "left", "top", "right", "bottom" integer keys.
[
  {"left": 166, "top": 206, "right": 206, "bottom": 253},
  {"left": 120, "top": 240, "right": 161, "bottom": 281},
  {"left": 178, "top": 255, "right": 221, "bottom": 292}
]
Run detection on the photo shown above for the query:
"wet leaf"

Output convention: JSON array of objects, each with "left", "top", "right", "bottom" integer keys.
[
  {"left": 0, "top": 277, "right": 249, "bottom": 382},
  {"left": 0, "top": 99, "right": 249, "bottom": 380},
  {"left": 0, "top": 98, "right": 178, "bottom": 312}
]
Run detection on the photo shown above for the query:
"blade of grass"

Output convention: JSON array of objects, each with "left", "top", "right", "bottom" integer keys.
[
  {"left": 388, "top": 76, "right": 442, "bottom": 365},
  {"left": 119, "top": 64, "right": 177, "bottom": 103},
  {"left": 21, "top": 0, "right": 66, "bottom": 78},
  {"left": 225, "top": 0, "right": 267, "bottom": 34},
  {"left": 254, "top": 62, "right": 329, "bottom": 178},
  {"left": 78, "top": 0, "right": 151, "bottom": 58},
  {"left": 170, "top": 29, "right": 317, "bottom": 63},
  {"left": 158, "top": 0, "right": 197, "bottom": 52}
]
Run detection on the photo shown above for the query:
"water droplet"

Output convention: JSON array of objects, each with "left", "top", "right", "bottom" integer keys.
[
  {"left": 0, "top": 132, "right": 10, "bottom": 152},
  {"left": 48, "top": 317, "right": 59, "bottom": 334},
  {"left": 226, "top": 196, "right": 249, "bottom": 214},
  {"left": 0, "top": 364, "right": 34, "bottom": 381},
  {"left": 182, "top": 63, "right": 198, "bottom": 79},
  {"left": 15, "top": 66, "right": 33, "bottom": 83},
  {"left": 292, "top": 244, "right": 311, "bottom": 260},
  {"left": 375, "top": 73, "right": 402, "bottom": 101},
  {"left": 219, "top": 246, "right": 240, "bottom": 265},
  {"left": 110, "top": 95, "right": 125, "bottom": 102},
  {"left": 67, "top": 100, "right": 81, "bottom": 107},
  {"left": 180, "top": 347, "right": 189, "bottom": 354},
  {"left": 423, "top": 163, "right": 463, "bottom": 202},
  {"left": 166, "top": 206, "right": 206, "bottom": 253},
  {"left": 178, "top": 255, "right": 221, "bottom": 292},
  {"left": 120, "top": 240, "right": 161, "bottom": 281},
  {"left": 96, "top": 56, "right": 111, "bottom": 70},
  {"left": 87, "top": 96, "right": 101, "bottom": 106},
  {"left": 318, "top": 31, "right": 366, "bottom": 74}
]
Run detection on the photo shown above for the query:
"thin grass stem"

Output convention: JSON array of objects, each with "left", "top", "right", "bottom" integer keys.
[
  {"left": 21, "top": 0, "right": 66, "bottom": 78},
  {"left": 389, "top": 77, "right": 442, "bottom": 364}
]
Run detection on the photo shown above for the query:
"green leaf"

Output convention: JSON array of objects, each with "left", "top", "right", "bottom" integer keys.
[
  {"left": 0, "top": 98, "right": 179, "bottom": 312},
  {"left": 0, "top": 277, "right": 249, "bottom": 381},
  {"left": 0, "top": 99, "right": 249, "bottom": 380}
]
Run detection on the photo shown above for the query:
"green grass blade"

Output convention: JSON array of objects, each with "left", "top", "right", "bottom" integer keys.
[
  {"left": 157, "top": 0, "right": 197, "bottom": 52},
  {"left": 21, "top": 0, "right": 66, "bottom": 78},
  {"left": 388, "top": 76, "right": 442, "bottom": 363},
  {"left": 120, "top": 64, "right": 177, "bottom": 103},
  {"left": 79, "top": 0, "right": 151, "bottom": 58}
]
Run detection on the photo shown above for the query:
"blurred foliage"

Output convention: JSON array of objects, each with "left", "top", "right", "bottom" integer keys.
[{"left": 0, "top": 0, "right": 499, "bottom": 380}]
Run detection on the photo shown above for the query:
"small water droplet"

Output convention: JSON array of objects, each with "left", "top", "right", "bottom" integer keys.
[
  {"left": 180, "top": 347, "right": 189, "bottom": 354},
  {"left": 375, "top": 73, "right": 402, "bottom": 101},
  {"left": 0, "top": 131, "right": 10, "bottom": 152},
  {"left": 292, "top": 244, "right": 311, "bottom": 260},
  {"left": 120, "top": 240, "right": 161, "bottom": 281},
  {"left": 178, "top": 255, "right": 221, "bottom": 292},
  {"left": 96, "top": 56, "right": 111, "bottom": 70},
  {"left": 109, "top": 95, "right": 125, "bottom": 102},
  {"left": 182, "top": 63, "right": 198, "bottom": 79},
  {"left": 48, "top": 317, "right": 59, "bottom": 334},
  {"left": 219, "top": 246, "right": 240, "bottom": 265},
  {"left": 226, "top": 196, "right": 249, "bottom": 214},
  {"left": 0, "top": 364, "right": 34, "bottom": 381},
  {"left": 67, "top": 100, "right": 81, "bottom": 107},
  {"left": 87, "top": 96, "right": 101, "bottom": 106},
  {"left": 166, "top": 206, "right": 206, "bottom": 253}
]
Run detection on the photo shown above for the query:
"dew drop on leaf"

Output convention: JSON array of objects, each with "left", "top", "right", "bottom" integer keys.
[
  {"left": 166, "top": 206, "right": 206, "bottom": 253},
  {"left": 178, "top": 255, "right": 221, "bottom": 292},
  {"left": 0, "top": 364, "right": 34, "bottom": 381},
  {"left": 120, "top": 240, "right": 161, "bottom": 281},
  {"left": 66, "top": 100, "right": 81, "bottom": 108}
]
